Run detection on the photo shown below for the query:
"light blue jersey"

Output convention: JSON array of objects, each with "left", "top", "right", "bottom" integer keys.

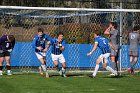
[{"left": 95, "top": 36, "right": 111, "bottom": 54}]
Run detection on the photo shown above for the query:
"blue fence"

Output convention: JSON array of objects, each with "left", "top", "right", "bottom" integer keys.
[{"left": 6, "top": 42, "right": 140, "bottom": 68}]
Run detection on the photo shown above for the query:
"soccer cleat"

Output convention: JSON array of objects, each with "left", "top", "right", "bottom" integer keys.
[
  {"left": 58, "top": 70, "right": 62, "bottom": 76},
  {"left": 109, "top": 73, "right": 116, "bottom": 76},
  {"left": 130, "top": 69, "right": 135, "bottom": 75},
  {"left": 7, "top": 70, "right": 12, "bottom": 75},
  {"left": 92, "top": 75, "right": 96, "bottom": 78},
  {"left": 0, "top": 71, "right": 3, "bottom": 76},
  {"left": 89, "top": 74, "right": 95, "bottom": 78},
  {"left": 62, "top": 73, "right": 67, "bottom": 77},
  {"left": 39, "top": 66, "right": 43, "bottom": 75},
  {"left": 45, "top": 72, "right": 49, "bottom": 78},
  {"left": 128, "top": 68, "right": 131, "bottom": 74}
]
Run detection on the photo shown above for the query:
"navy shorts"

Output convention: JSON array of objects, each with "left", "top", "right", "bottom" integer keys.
[{"left": 0, "top": 51, "right": 10, "bottom": 57}]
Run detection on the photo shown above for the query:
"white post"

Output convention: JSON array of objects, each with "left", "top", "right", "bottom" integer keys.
[{"left": 119, "top": 2, "right": 122, "bottom": 72}]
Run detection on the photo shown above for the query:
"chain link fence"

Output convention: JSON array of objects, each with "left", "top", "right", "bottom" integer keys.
[{"left": 0, "top": 1, "right": 140, "bottom": 74}]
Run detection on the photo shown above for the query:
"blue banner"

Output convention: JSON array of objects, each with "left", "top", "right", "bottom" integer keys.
[{"left": 7, "top": 42, "right": 140, "bottom": 68}]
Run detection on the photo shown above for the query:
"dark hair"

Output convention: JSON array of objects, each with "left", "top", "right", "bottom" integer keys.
[
  {"left": 38, "top": 27, "right": 44, "bottom": 33},
  {"left": 133, "top": 25, "right": 139, "bottom": 31},
  {"left": 8, "top": 35, "right": 15, "bottom": 42},
  {"left": 94, "top": 30, "right": 101, "bottom": 36},
  {"left": 57, "top": 32, "right": 64, "bottom": 37},
  {"left": 110, "top": 22, "right": 118, "bottom": 29}
]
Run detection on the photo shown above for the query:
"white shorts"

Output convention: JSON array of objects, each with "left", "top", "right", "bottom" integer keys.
[
  {"left": 99, "top": 53, "right": 110, "bottom": 63},
  {"left": 35, "top": 52, "right": 46, "bottom": 59},
  {"left": 51, "top": 53, "right": 65, "bottom": 63}
]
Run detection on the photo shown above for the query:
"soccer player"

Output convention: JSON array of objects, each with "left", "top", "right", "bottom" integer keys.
[
  {"left": 87, "top": 30, "right": 118, "bottom": 78},
  {"left": 128, "top": 26, "right": 140, "bottom": 74},
  {"left": 32, "top": 27, "right": 51, "bottom": 78},
  {"left": 104, "top": 22, "right": 119, "bottom": 75},
  {"left": 0, "top": 35, "right": 15, "bottom": 75},
  {"left": 49, "top": 32, "right": 66, "bottom": 77}
]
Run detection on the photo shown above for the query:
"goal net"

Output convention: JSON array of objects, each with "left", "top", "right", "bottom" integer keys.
[{"left": 0, "top": 6, "right": 140, "bottom": 74}]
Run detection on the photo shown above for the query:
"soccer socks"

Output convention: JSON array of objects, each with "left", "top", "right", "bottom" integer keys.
[
  {"left": 41, "top": 65, "right": 47, "bottom": 72},
  {"left": 6, "top": 65, "right": 12, "bottom": 75},
  {"left": 92, "top": 64, "right": 99, "bottom": 77},
  {"left": 6, "top": 65, "right": 11, "bottom": 70},
  {"left": 41, "top": 65, "right": 49, "bottom": 77},
  {"left": 0, "top": 66, "right": 3, "bottom": 70},
  {"left": 130, "top": 61, "right": 137, "bottom": 69},
  {"left": 0, "top": 66, "right": 3, "bottom": 75},
  {"left": 111, "top": 62, "right": 116, "bottom": 70},
  {"left": 106, "top": 66, "right": 117, "bottom": 75},
  {"left": 62, "top": 67, "right": 66, "bottom": 74},
  {"left": 61, "top": 67, "right": 66, "bottom": 77}
]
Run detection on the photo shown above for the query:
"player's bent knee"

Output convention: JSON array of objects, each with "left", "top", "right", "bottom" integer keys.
[
  {"left": 96, "top": 58, "right": 102, "bottom": 64},
  {"left": 54, "top": 61, "right": 58, "bottom": 65},
  {"left": 61, "top": 62, "right": 66, "bottom": 68},
  {"left": 102, "top": 63, "right": 107, "bottom": 69},
  {"left": 0, "top": 57, "right": 4, "bottom": 63}
]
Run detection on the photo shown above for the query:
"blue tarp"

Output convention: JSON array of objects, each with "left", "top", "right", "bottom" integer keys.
[{"left": 5, "top": 42, "right": 140, "bottom": 68}]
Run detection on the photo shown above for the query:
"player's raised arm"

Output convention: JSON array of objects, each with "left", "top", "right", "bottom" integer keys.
[{"left": 104, "top": 24, "right": 112, "bottom": 34}]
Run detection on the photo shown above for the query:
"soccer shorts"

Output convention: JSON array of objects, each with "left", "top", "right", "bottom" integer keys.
[
  {"left": 111, "top": 45, "right": 118, "bottom": 57},
  {"left": 51, "top": 53, "right": 65, "bottom": 63},
  {"left": 0, "top": 51, "right": 10, "bottom": 57},
  {"left": 35, "top": 52, "right": 46, "bottom": 59},
  {"left": 99, "top": 53, "right": 110, "bottom": 63},
  {"left": 129, "top": 50, "right": 139, "bottom": 57}
]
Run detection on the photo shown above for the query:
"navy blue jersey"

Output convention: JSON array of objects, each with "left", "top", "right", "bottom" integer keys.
[
  {"left": 50, "top": 38, "right": 66, "bottom": 55},
  {"left": 0, "top": 35, "right": 15, "bottom": 52},
  {"left": 95, "top": 36, "right": 111, "bottom": 54},
  {"left": 32, "top": 34, "right": 51, "bottom": 52}
]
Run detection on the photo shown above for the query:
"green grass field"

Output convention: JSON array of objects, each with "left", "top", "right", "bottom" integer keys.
[{"left": 0, "top": 73, "right": 140, "bottom": 93}]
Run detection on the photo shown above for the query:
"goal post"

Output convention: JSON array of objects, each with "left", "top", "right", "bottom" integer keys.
[{"left": 0, "top": 6, "right": 140, "bottom": 74}]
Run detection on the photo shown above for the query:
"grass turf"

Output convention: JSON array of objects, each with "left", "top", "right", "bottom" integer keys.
[{"left": 0, "top": 73, "right": 140, "bottom": 93}]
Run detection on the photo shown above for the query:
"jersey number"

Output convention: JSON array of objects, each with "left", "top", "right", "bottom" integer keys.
[
  {"left": 6, "top": 43, "right": 9, "bottom": 48},
  {"left": 130, "top": 35, "right": 135, "bottom": 40},
  {"left": 103, "top": 40, "right": 106, "bottom": 45}
]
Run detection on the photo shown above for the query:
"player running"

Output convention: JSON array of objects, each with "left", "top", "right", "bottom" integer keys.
[
  {"left": 0, "top": 35, "right": 15, "bottom": 75},
  {"left": 32, "top": 27, "right": 51, "bottom": 78},
  {"left": 104, "top": 22, "right": 119, "bottom": 75},
  {"left": 49, "top": 32, "right": 67, "bottom": 77},
  {"left": 87, "top": 30, "right": 118, "bottom": 78},
  {"left": 128, "top": 26, "right": 140, "bottom": 74}
]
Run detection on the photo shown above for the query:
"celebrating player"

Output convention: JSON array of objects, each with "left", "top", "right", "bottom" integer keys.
[
  {"left": 128, "top": 26, "right": 140, "bottom": 74},
  {"left": 0, "top": 35, "right": 15, "bottom": 75},
  {"left": 87, "top": 30, "right": 118, "bottom": 78},
  {"left": 104, "top": 22, "right": 119, "bottom": 75},
  {"left": 49, "top": 32, "right": 66, "bottom": 77},
  {"left": 32, "top": 27, "right": 51, "bottom": 78}
]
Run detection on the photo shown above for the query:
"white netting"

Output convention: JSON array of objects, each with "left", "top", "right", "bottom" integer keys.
[{"left": 0, "top": 6, "right": 140, "bottom": 73}]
